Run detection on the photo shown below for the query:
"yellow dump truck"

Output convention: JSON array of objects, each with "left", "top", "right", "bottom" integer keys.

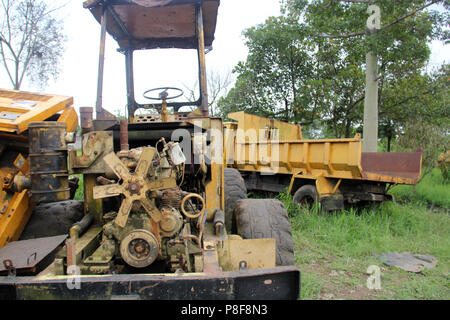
[
  {"left": 224, "top": 112, "right": 422, "bottom": 210},
  {"left": 0, "top": 89, "right": 78, "bottom": 248}
]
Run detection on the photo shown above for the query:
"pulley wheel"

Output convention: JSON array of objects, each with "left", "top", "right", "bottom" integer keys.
[
  {"left": 180, "top": 193, "right": 205, "bottom": 219},
  {"left": 120, "top": 229, "right": 159, "bottom": 268}
]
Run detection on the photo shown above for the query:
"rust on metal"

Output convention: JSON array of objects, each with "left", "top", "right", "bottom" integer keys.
[
  {"left": 361, "top": 152, "right": 422, "bottom": 184},
  {"left": 196, "top": 4, "right": 209, "bottom": 116},
  {"left": 96, "top": 4, "right": 107, "bottom": 119},
  {"left": 80, "top": 107, "right": 94, "bottom": 133},
  {"left": 0, "top": 235, "right": 67, "bottom": 275},
  {"left": 83, "top": 0, "right": 220, "bottom": 50},
  {"left": 28, "top": 122, "right": 70, "bottom": 203},
  {"left": 2, "top": 259, "right": 15, "bottom": 276},
  {"left": 92, "top": 148, "right": 167, "bottom": 227},
  {"left": 120, "top": 119, "right": 129, "bottom": 152},
  {"left": 225, "top": 112, "right": 422, "bottom": 186},
  {"left": 66, "top": 238, "right": 76, "bottom": 268}
]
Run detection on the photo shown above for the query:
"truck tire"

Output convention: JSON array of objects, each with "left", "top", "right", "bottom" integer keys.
[
  {"left": 234, "top": 199, "right": 295, "bottom": 266},
  {"left": 224, "top": 168, "right": 247, "bottom": 233},
  {"left": 293, "top": 184, "right": 319, "bottom": 209}
]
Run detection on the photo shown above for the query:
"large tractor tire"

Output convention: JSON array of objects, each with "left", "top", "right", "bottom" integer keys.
[
  {"left": 234, "top": 199, "right": 295, "bottom": 266},
  {"left": 224, "top": 168, "right": 247, "bottom": 233},
  {"left": 20, "top": 200, "right": 84, "bottom": 240}
]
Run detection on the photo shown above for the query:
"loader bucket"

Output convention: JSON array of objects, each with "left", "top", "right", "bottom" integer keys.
[
  {"left": 360, "top": 152, "right": 422, "bottom": 185},
  {"left": 0, "top": 266, "right": 300, "bottom": 300}
]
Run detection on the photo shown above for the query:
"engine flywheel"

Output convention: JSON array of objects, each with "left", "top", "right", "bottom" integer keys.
[{"left": 120, "top": 229, "right": 159, "bottom": 268}]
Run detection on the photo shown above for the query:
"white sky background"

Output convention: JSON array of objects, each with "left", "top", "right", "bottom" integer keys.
[{"left": 0, "top": 0, "right": 448, "bottom": 116}]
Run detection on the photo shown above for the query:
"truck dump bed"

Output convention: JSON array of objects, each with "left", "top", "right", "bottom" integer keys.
[
  {"left": 361, "top": 152, "right": 422, "bottom": 184},
  {"left": 225, "top": 112, "right": 422, "bottom": 185}
]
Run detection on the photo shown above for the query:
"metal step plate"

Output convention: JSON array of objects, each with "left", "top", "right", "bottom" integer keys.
[{"left": 0, "top": 235, "right": 67, "bottom": 276}]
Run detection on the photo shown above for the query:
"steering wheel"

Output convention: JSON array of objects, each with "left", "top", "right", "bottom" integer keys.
[{"left": 143, "top": 87, "right": 184, "bottom": 101}]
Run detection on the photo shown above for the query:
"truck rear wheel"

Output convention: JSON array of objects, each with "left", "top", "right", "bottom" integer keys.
[
  {"left": 224, "top": 168, "right": 247, "bottom": 233},
  {"left": 234, "top": 199, "right": 295, "bottom": 266},
  {"left": 293, "top": 184, "right": 319, "bottom": 209}
]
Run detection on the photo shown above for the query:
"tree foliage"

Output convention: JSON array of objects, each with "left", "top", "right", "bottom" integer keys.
[
  {"left": 218, "top": 0, "right": 449, "bottom": 143},
  {"left": 0, "top": 0, "right": 66, "bottom": 90},
  {"left": 398, "top": 119, "right": 449, "bottom": 181},
  {"left": 183, "top": 68, "right": 233, "bottom": 117}
]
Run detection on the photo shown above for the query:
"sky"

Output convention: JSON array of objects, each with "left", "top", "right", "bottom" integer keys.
[{"left": 0, "top": 0, "right": 448, "bottom": 116}]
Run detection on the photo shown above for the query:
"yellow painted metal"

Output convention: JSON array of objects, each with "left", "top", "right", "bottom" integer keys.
[
  {"left": 0, "top": 88, "right": 76, "bottom": 134},
  {"left": 13, "top": 154, "right": 30, "bottom": 175},
  {"left": 70, "top": 131, "right": 114, "bottom": 173},
  {"left": 217, "top": 238, "right": 276, "bottom": 271},
  {"left": 0, "top": 190, "right": 33, "bottom": 247},
  {"left": 93, "top": 148, "right": 165, "bottom": 228},
  {"left": 0, "top": 152, "right": 34, "bottom": 248},
  {"left": 84, "top": 174, "right": 104, "bottom": 225},
  {"left": 57, "top": 106, "right": 79, "bottom": 133},
  {"left": 225, "top": 121, "right": 364, "bottom": 180},
  {"left": 227, "top": 111, "right": 302, "bottom": 141},
  {"left": 73, "top": 226, "right": 103, "bottom": 265},
  {"left": 161, "top": 100, "right": 168, "bottom": 122},
  {"left": 315, "top": 176, "right": 342, "bottom": 198},
  {"left": 225, "top": 112, "right": 420, "bottom": 189},
  {"left": 203, "top": 118, "right": 225, "bottom": 221}
]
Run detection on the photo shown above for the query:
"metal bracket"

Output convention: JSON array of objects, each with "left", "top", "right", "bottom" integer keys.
[
  {"left": 27, "top": 252, "right": 37, "bottom": 265},
  {"left": 239, "top": 260, "right": 248, "bottom": 271},
  {"left": 0, "top": 112, "right": 20, "bottom": 120},
  {"left": 3, "top": 259, "right": 16, "bottom": 277}
]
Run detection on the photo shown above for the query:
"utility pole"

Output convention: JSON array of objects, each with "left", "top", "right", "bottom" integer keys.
[{"left": 363, "top": 5, "right": 381, "bottom": 152}]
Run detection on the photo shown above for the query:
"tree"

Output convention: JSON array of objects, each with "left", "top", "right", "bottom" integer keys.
[
  {"left": 218, "top": 0, "right": 449, "bottom": 139},
  {"left": 0, "top": 0, "right": 66, "bottom": 90},
  {"left": 183, "top": 68, "right": 233, "bottom": 117},
  {"left": 286, "top": 0, "right": 448, "bottom": 137},
  {"left": 398, "top": 120, "right": 449, "bottom": 182},
  {"left": 379, "top": 63, "right": 449, "bottom": 151},
  {"left": 218, "top": 15, "right": 325, "bottom": 126}
]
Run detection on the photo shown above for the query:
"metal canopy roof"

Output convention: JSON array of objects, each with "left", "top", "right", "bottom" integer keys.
[{"left": 83, "top": 0, "right": 220, "bottom": 50}]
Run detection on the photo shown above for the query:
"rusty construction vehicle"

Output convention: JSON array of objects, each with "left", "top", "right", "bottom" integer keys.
[
  {"left": 224, "top": 112, "right": 422, "bottom": 211},
  {"left": 0, "top": 90, "right": 79, "bottom": 249},
  {"left": 0, "top": 0, "right": 300, "bottom": 300}
]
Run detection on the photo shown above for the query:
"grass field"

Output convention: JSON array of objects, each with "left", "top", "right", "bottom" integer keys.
[{"left": 281, "top": 169, "right": 449, "bottom": 300}]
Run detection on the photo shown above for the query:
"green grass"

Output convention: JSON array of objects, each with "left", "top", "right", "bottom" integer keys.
[
  {"left": 279, "top": 169, "right": 450, "bottom": 300},
  {"left": 71, "top": 174, "right": 84, "bottom": 201},
  {"left": 71, "top": 150, "right": 85, "bottom": 201},
  {"left": 390, "top": 168, "right": 450, "bottom": 209}
]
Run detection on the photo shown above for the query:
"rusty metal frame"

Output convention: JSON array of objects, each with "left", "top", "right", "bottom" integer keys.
[
  {"left": 122, "top": 2, "right": 209, "bottom": 119},
  {"left": 0, "top": 266, "right": 300, "bottom": 300},
  {"left": 87, "top": 1, "right": 213, "bottom": 119},
  {"left": 196, "top": 3, "right": 209, "bottom": 116},
  {"left": 96, "top": 4, "right": 107, "bottom": 119}
]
